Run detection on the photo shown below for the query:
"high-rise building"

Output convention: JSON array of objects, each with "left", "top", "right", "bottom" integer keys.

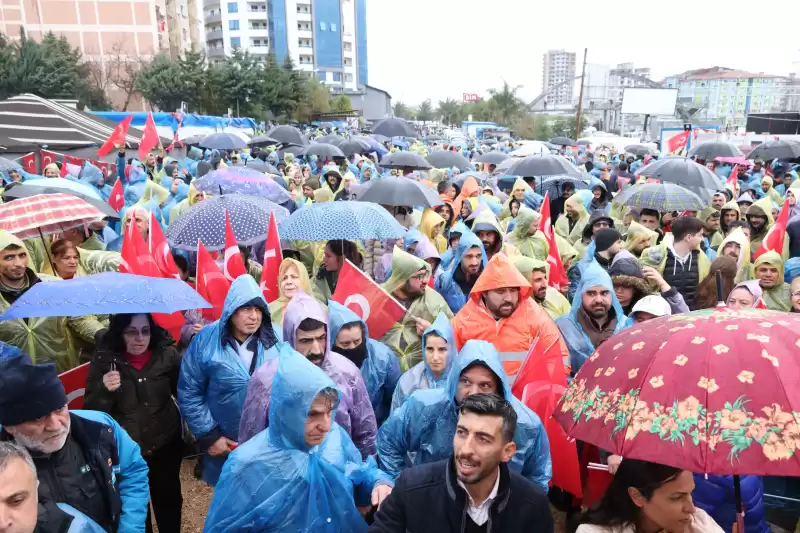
[
  {"left": 542, "top": 50, "right": 576, "bottom": 108},
  {"left": 609, "top": 62, "right": 652, "bottom": 103}
]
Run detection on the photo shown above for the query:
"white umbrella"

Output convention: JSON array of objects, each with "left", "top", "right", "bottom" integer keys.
[{"left": 510, "top": 141, "right": 549, "bottom": 157}]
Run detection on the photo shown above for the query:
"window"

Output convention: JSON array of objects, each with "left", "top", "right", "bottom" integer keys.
[
  {"left": 227, "top": 2, "right": 237, "bottom": 12},
  {"left": 317, "top": 71, "right": 326, "bottom": 81},
  {"left": 345, "top": 73, "right": 353, "bottom": 82},
  {"left": 343, "top": 42, "right": 352, "bottom": 51},
  {"left": 332, "top": 72, "right": 341, "bottom": 82},
  {"left": 330, "top": 23, "right": 337, "bottom": 31},
  {"left": 229, "top": 20, "right": 239, "bottom": 30},
  {"left": 231, "top": 37, "right": 240, "bottom": 48},
  {"left": 319, "top": 21, "right": 327, "bottom": 30}
]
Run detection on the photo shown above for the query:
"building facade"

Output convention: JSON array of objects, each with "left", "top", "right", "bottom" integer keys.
[
  {"left": 346, "top": 84, "right": 390, "bottom": 121},
  {"left": 542, "top": 49, "right": 576, "bottom": 108}
]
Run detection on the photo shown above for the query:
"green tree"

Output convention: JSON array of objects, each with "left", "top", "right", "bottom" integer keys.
[
  {"left": 487, "top": 81, "right": 525, "bottom": 126},
  {"left": 178, "top": 50, "right": 208, "bottom": 111},
  {"left": 550, "top": 115, "right": 589, "bottom": 139},
  {"left": 282, "top": 55, "right": 307, "bottom": 117},
  {"left": 220, "top": 49, "right": 264, "bottom": 117},
  {"left": 262, "top": 53, "right": 292, "bottom": 118},
  {"left": 295, "top": 76, "right": 330, "bottom": 122},
  {"left": 196, "top": 64, "right": 227, "bottom": 115},
  {"left": 135, "top": 53, "right": 186, "bottom": 111},
  {"left": 331, "top": 94, "right": 352, "bottom": 112},
  {"left": 392, "top": 101, "right": 413, "bottom": 119},
  {"left": 437, "top": 97, "right": 462, "bottom": 126},
  {"left": 512, "top": 115, "right": 553, "bottom": 141},
  {"left": 416, "top": 99, "right": 435, "bottom": 123}
]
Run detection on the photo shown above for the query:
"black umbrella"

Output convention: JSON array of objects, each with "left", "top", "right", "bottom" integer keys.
[
  {"left": 424, "top": 134, "right": 445, "bottom": 142},
  {"left": 687, "top": 141, "right": 743, "bottom": 160},
  {"left": 474, "top": 152, "right": 509, "bottom": 165},
  {"left": 634, "top": 156, "right": 723, "bottom": 200},
  {"left": 0, "top": 157, "right": 19, "bottom": 171},
  {"left": 245, "top": 159, "right": 280, "bottom": 175},
  {"left": 247, "top": 135, "right": 280, "bottom": 147},
  {"left": 576, "top": 139, "right": 592, "bottom": 146},
  {"left": 277, "top": 144, "right": 305, "bottom": 158},
  {"left": 425, "top": 150, "right": 472, "bottom": 171},
  {"left": 745, "top": 140, "right": 800, "bottom": 161},
  {"left": 266, "top": 125, "right": 308, "bottom": 146},
  {"left": 372, "top": 118, "right": 417, "bottom": 138},
  {"left": 339, "top": 139, "right": 371, "bottom": 157},
  {"left": 356, "top": 176, "right": 442, "bottom": 207},
  {"left": 506, "top": 154, "right": 582, "bottom": 178},
  {"left": 315, "top": 134, "right": 345, "bottom": 146},
  {"left": 3, "top": 183, "right": 120, "bottom": 219},
  {"left": 180, "top": 134, "right": 207, "bottom": 146},
  {"left": 539, "top": 175, "right": 590, "bottom": 201},
  {"left": 301, "top": 143, "right": 345, "bottom": 159},
  {"left": 550, "top": 136, "right": 575, "bottom": 146},
  {"left": 379, "top": 151, "right": 432, "bottom": 170},
  {"left": 453, "top": 171, "right": 491, "bottom": 189},
  {"left": 625, "top": 144, "right": 654, "bottom": 156},
  {"left": 371, "top": 134, "right": 390, "bottom": 143},
  {"left": 199, "top": 133, "right": 247, "bottom": 150},
  {"left": 541, "top": 141, "right": 558, "bottom": 151}
]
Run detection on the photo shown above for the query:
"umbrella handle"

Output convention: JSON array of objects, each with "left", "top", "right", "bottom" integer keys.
[
  {"left": 715, "top": 269, "right": 724, "bottom": 305},
  {"left": 38, "top": 227, "right": 57, "bottom": 276},
  {"left": 733, "top": 474, "right": 744, "bottom": 532}
]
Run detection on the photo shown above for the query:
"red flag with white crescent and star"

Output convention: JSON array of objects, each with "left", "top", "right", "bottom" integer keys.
[
  {"left": 259, "top": 212, "right": 282, "bottom": 302},
  {"left": 197, "top": 241, "right": 231, "bottom": 321},
  {"left": 223, "top": 210, "right": 248, "bottom": 282},
  {"left": 538, "top": 192, "right": 569, "bottom": 291}
]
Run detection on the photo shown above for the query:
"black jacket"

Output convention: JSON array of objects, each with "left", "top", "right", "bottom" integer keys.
[
  {"left": 84, "top": 338, "right": 182, "bottom": 457},
  {"left": 368, "top": 458, "right": 553, "bottom": 533}
]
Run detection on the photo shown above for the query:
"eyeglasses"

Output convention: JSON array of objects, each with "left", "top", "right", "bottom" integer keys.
[
  {"left": 124, "top": 327, "right": 151, "bottom": 338},
  {"left": 410, "top": 272, "right": 429, "bottom": 283}
]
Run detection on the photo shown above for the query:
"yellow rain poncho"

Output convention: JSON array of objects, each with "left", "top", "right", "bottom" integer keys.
[
  {"left": 751, "top": 251, "right": 791, "bottom": 311},
  {"left": 555, "top": 234, "right": 578, "bottom": 269},
  {"left": 746, "top": 197, "right": 790, "bottom": 259},
  {"left": 313, "top": 188, "right": 334, "bottom": 203},
  {"left": 268, "top": 258, "right": 326, "bottom": 325},
  {"left": 761, "top": 176, "right": 784, "bottom": 207},
  {"left": 169, "top": 183, "right": 203, "bottom": 224},
  {"left": 380, "top": 247, "right": 452, "bottom": 371},
  {"left": 718, "top": 228, "right": 751, "bottom": 284},
  {"left": 511, "top": 178, "right": 531, "bottom": 201},
  {"left": 507, "top": 206, "right": 549, "bottom": 261},
  {"left": 510, "top": 256, "right": 570, "bottom": 320},
  {"left": 419, "top": 209, "right": 448, "bottom": 254},
  {"left": 712, "top": 200, "right": 742, "bottom": 249},
  {"left": 623, "top": 221, "right": 658, "bottom": 257},
  {"left": 555, "top": 192, "right": 590, "bottom": 244}
]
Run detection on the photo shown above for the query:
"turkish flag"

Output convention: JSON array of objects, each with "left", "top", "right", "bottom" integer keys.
[
  {"left": 196, "top": 241, "right": 231, "bottom": 321},
  {"left": 40, "top": 149, "right": 58, "bottom": 170},
  {"left": 98, "top": 114, "right": 134, "bottom": 158},
  {"left": 149, "top": 212, "right": 181, "bottom": 279},
  {"left": 725, "top": 165, "right": 740, "bottom": 196},
  {"left": 753, "top": 199, "right": 790, "bottom": 260},
  {"left": 108, "top": 179, "right": 124, "bottom": 212},
  {"left": 332, "top": 260, "right": 406, "bottom": 339},
  {"left": 20, "top": 152, "right": 36, "bottom": 174},
  {"left": 60, "top": 155, "right": 84, "bottom": 178},
  {"left": 59, "top": 363, "right": 90, "bottom": 409},
  {"left": 138, "top": 112, "right": 160, "bottom": 161},
  {"left": 538, "top": 193, "right": 569, "bottom": 290},
  {"left": 223, "top": 210, "right": 247, "bottom": 281},
  {"left": 92, "top": 160, "right": 110, "bottom": 177},
  {"left": 666, "top": 130, "right": 690, "bottom": 154},
  {"left": 259, "top": 212, "right": 282, "bottom": 302}
]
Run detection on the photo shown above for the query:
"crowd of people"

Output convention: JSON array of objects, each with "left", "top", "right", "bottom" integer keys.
[{"left": 0, "top": 128, "right": 798, "bottom": 533}]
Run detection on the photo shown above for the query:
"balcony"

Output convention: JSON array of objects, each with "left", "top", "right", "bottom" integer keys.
[
  {"left": 205, "top": 12, "right": 222, "bottom": 24},
  {"left": 207, "top": 46, "right": 225, "bottom": 58},
  {"left": 206, "top": 29, "right": 224, "bottom": 41},
  {"left": 203, "top": 0, "right": 219, "bottom": 7}
]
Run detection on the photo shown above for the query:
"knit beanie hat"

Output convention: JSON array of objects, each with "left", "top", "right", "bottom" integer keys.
[
  {"left": 595, "top": 228, "right": 622, "bottom": 253},
  {"left": 0, "top": 355, "right": 68, "bottom": 427}
]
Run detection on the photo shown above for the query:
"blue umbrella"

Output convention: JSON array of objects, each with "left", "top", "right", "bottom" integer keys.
[
  {"left": 166, "top": 194, "right": 290, "bottom": 251},
  {"left": 0, "top": 272, "right": 210, "bottom": 319},
  {"left": 539, "top": 175, "right": 590, "bottom": 200},
  {"left": 278, "top": 202, "right": 405, "bottom": 241},
  {"left": 24, "top": 176, "right": 102, "bottom": 200},
  {"left": 192, "top": 167, "right": 291, "bottom": 204}
]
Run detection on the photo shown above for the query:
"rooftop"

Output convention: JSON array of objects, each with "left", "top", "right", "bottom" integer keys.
[{"left": 667, "top": 66, "right": 781, "bottom": 80}]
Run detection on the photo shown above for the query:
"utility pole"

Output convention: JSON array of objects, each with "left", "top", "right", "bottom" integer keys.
[{"left": 574, "top": 48, "right": 588, "bottom": 140}]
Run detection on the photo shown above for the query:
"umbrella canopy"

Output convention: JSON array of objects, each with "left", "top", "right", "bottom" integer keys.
[
  {"left": 746, "top": 139, "right": 800, "bottom": 161},
  {"left": 715, "top": 156, "right": 754, "bottom": 168},
  {"left": 509, "top": 142, "right": 550, "bottom": 157},
  {"left": 550, "top": 136, "right": 575, "bottom": 146},
  {"left": 165, "top": 194, "right": 289, "bottom": 251},
  {"left": 180, "top": 134, "right": 207, "bottom": 145},
  {"left": 192, "top": 167, "right": 291, "bottom": 204},
  {"left": 555, "top": 307, "right": 800, "bottom": 476},
  {"left": 688, "top": 141, "right": 743, "bottom": 160},
  {"left": 624, "top": 144, "right": 654, "bottom": 156},
  {"left": 379, "top": 151, "right": 432, "bottom": 170},
  {"left": 301, "top": 143, "right": 346, "bottom": 159},
  {"left": 278, "top": 201, "right": 405, "bottom": 241},
  {"left": 245, "top": 159, "right": 280, "bottom": 175},
  {"left": 1, "top": 272, "right": 210, "bottom": 319},
  {"left": 267, "top": 125, "right": 308, "bottom": 146},
  {"left": 507, "top": 154, "right": 583, "bottom": 178},
  {"left": 372, "top": 118, "right": 417, "bottom": 138},
  {"left": 634, "top": 157, "right": 723, "bottom": 200},
  {"left": 315, "top": 134, "right": 345, "bottom": 146},
  {"left": 576, "top": 139, "right": 592, "bottom": 146},
  {"left": 338, "top": 139, "right": 370, "bottom": 157},
  {"left": 474, "top": 152, "right": 510, "bottom": 165},
  {"left": 424, "top": 134, "right": 445, "bottom": 142},
  {"left": 453, "top": 171, "right": 490, "bottom": 189},
  {"left": 425, "top": 150, "right": 472, "bottom": 172},
  {"left": 20, "top": 177, "right": 101, "bottom": 200},
  {"left": 276, "top": 144, "right": 306, "bottom": 158},
  {"left": 3, "top": 183, "right": 119, "bottom": 219},
  {"left": 539, "top": 175, "right": 590, "bottom": 200},
  {"left": 247, "top": 135, "right": 280, "bottom": 147},
  {"left": 356, "top": 176, "right": 442, "bottom": 208},
  {"left": 612, "top": 182, "right": 705, "bottom": 212},
  {"left": 199, "top": 132, "right": 248, "bottom": 150},
  {"left": 0, "top": 156, "right": 20, "bottom": 171},
  {"left": 0, "top": 193, "right": 104, "bottom": 239},
  {"left": 370, "top": 134, "right": 390, "bottom": 143},
  {"left": 494, "top": 158, "right": 517, "bottom": 176}
]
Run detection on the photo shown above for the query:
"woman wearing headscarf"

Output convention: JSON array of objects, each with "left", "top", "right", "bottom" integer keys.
[
  {"left": 726, "top": 279, "right": 765, "bottom": 309},
  {"left": 43, "top": 162, "right": 60, "bottom": 178},
  {"left": 419, "top": 208, "right": 447, "bottom": 254},
  {"left": 268, "top": 258, "right": 326, "bottom": 326}
]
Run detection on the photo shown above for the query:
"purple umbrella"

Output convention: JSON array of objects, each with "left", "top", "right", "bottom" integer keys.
[{"left": 192, "top": 166, "right": 292, "bottom": 204}]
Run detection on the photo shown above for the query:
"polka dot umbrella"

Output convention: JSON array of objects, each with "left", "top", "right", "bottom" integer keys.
[
  {"left": 165, "top": 194, "right": 289, "bottom": 251},
  {"left": 278, "top": 201, "right": 405, "bottom": 241}
]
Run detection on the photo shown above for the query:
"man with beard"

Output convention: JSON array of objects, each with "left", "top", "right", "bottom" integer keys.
[
  {"left": 0, "top": 354, "right": 149, "bottom": 533},
  {"left": 436, "top": 232, "right": 487, "bottom": 314},
  {"left": 711, "top": 192, "right": 727, "bottom": 210},
  {"left": 471, "top": 214, "right": 519, "bottom": 262},
  {"left": 370, "top": 393, "right": 553, "bottom": 533},
  {"left": 238, "top": 291, "right": 377, "bottom": 458},
  {"left": 510, "top": 256, "right": 570, "bottom": 320},
  {"left": 745, "top": 199, "right": 771, "bottom": 254}
]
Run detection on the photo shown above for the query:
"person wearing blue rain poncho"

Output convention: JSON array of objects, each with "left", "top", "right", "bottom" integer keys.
[
  {"left": 390, "top": 312, "right": 456, "bottom": 412},
  {"left": 327, "top": 300, "right": 401, "bottom": 426},
  {"left": 435, "top": 230, "right": 487, "bottom": 313},
  {"left": 177, "top": 275, "right": 295, "bottom": 486},
  {"left": 377, "top": 339, "right": 552, "bottom": 492},
  {"left": 204, "top": 352, "right": 393, "bottom": 533},
  {"left": 77, "top": 162, "right": 113, "bottom": 201},
  {"left": 555, "top": 259, "right": 628, "bottom": 376},
  {"left": 439, "top": 221, "right": 471, "bottom": 272}
]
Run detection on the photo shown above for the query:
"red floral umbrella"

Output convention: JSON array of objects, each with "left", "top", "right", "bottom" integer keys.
[
  {"left": 554, "top": 307, "right": 800, "bottom": 476},
  {"left": 0, "top": 193, "right": 105, "bottom": 239}
]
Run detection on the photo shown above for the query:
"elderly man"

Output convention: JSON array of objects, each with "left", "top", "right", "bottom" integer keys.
[{"left": 0, "top": 354, "right": 149, "bottom": 532}]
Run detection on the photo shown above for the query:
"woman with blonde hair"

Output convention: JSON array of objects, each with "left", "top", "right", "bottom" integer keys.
[{"left": 268, "top": 258, "right": 326, "bottom": 325}]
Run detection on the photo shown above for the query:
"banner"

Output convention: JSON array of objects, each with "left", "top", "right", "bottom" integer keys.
[{"left": 59, "top": 363, "right": 90, "bottom": 409}]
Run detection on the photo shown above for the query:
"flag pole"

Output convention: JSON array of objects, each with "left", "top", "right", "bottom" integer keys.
[{"left": 574, "top": 48, "right": 588, "bottom": 141}]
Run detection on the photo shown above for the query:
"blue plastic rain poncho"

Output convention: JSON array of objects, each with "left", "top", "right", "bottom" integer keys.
[
  {"left": 555, "top": 260, "right": 628, "bottom": 374},
  {"left": 328, "top": 300, "right": 401, "bottom": 426},
  {"left": 238, "top": 291, "right": 378, "bottom": 458},
  {"left": 377, "top": 340, "right": 552, "bottom": 492},
  {"left": 1, "top": 165, "right": 25, "bottom": 185},
  {"left": 177, "top": 275, "right": 295, "bottom": 485},
  {"left": 205, "top": 352, "right": 391, "bottom": 532},
  {"left": 390, "top": 312, "right": 456, "bottom": 412},
  {"left": 435, "top": 231, "right": 487, "bottom": 314},
  {"left": 439, "top": 222, "right": 471, "bottom": 271},
  {"left": 77, "top": 162, "right": 113, "bottom": 201}
]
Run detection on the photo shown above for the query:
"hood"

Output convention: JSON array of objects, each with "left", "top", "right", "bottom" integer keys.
[
  {"left": 79, "top": 162, "right": 105, "bottom": 187},
  {"left": 422, "top": 312, "right": 457, "bottom": 380},
  {"left": 719, "top": 228, "right": 751, "bottom": 271},
  {"left": 510, "top": 256, "right": 548, "bottom": 280},
  {"left": 512, "top": 178, "right": 531, "bottom": 196},
  {"left": 420, "top": 208, "right": 446, "bottom": 241},
  {"left": 623, "top": 221, "right": 658, "bottom": 252},
  {"left": 470, "top": 252, "right": 532, "bottom": 301},
  {"left": 445, "top": 340, "right": 511, "bottom": 405},
  {"left": 608, "top": 250, "right": 650, "bottom": 295},
  {"left": 582, "top": 210, "right": 615, "bottom": 240},
  {"left": 752, "top": 250, "right": 784, "bottom": 282},
  {"left": 276, "top": 258, "right": 312, "bottom": 302},
  {"left": 448, "top": 222, "right": 470, "bottom": 245},
  {"left": 268, "top": 351, "right": 340, "bottom": 451},
  {"left": 282, "top": 290, "right": 330, "bottom": 359},
  {"left": 327, "top": 299, "right": 369, "bottom": 347},
  {"left": 732, "top": 279, "right": 763, "bottom": 307},
  {"left": 402, "top": 229, "right": 423, "bottom": 251},
  {"left": 412, "top": 234, "right": 441, "bottom": 265},
  {"left": 382, "top": 246, "right": 430, "bottom": 294},
  {"left": 220, "top": 274, "right": 275, "bottom": 346},
  {"left": 746, "top": 197, "right": 775, "bottom": 225},
  {"left": 569, "top": 260, "right": 626, "bottom": 322},
  {"left": 451, "top": 230, "right": 488, "bottom": 271},
  {"left": 471, "top": 211, "right": 504, "bottom": 239},
  {"left": 761, "top": 176, "right": 774, "bottom": 189},
  {"left": 511, "top": 205, "right": 541, "bottom": 238},
  {"left": 0, "top": 230, "right": 25, "bottom": 252},
  {"left": 737, "top": 191, "right": 755, "bottom": 205},
  {"left": 460, "top": 176, "right": 480, "bottom": 198},
  {"left": 699, "top": 206, "right": 719, "bottom": 223},
  {"left": 591, "top": 181, "right": 609, "bottom": 204},
  {"left": 565, "top": 190, "right": 592, "bottom": 220}
]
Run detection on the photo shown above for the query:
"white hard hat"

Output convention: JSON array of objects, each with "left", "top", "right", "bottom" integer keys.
[{"left": 631, "top": 295, "right": 672, "bottom": 318}]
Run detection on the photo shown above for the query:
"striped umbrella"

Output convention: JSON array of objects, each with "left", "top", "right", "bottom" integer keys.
[
  {"left": 612, "top": 182, "right": 705, "bottom": 212},
  {"left": 0, "top": 193, "right": 105, "bottom": 239}
]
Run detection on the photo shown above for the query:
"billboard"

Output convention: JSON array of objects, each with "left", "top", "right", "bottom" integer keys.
[
  {"left": 463, "top": 93, "right": 479, "bottom": 103},
  {"left": 621, "top": 88, "right": 678, "bottom": 115}
]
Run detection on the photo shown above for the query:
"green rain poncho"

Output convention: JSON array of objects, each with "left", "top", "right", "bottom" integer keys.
[
  {"left": 711, "top": 200, "right": 741, "bottom": 249},
  {"left": 751, "top": 250, "right": 791, "bottom": 311},
  {"left": 555, "top": 190, "right": 591, "bottom": 245},
  {"left": 507, "top": 206, "right": 549, "bottom": 261},
  {"left": 761, "top": 176, "right": 784, "bottom": 207},
  {"left": 746, "top": 197, "right": 790, "bottom": 260},
  {"left": 380, "top": 247, "right": 452, "bottom": 372},
  {"left": 510, "top": 256, "right": 571, "bottom": 320}
]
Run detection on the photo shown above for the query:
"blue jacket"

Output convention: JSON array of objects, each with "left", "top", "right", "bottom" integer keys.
[
  {"left": 377, "top": 340, "right": 552, "bottom": 492},
  {"left": 435, "top": 231, "right": 487, "bottom": 314},
  {"left": 390, "top": 312, "right": 456, "bottom": 412},
  {"left": 693, "top": 474, "right": 769, "bottom": 533},
  {"left": 328, "top": 300, "right": 401, "bottom": 426},
  {"left": 177, "top": 275, "right": 295, "bottom": 485},
  {"left": 556, "top": 260, "right": 627, "bottom": 375},
  {"left": 204, "top": 352, "right": 391, "bottom": 532},
  {"left": 439, "top": 222, "right": 471, "bottom": 272}
]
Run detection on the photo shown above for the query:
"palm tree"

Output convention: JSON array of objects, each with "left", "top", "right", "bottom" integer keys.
[
  {"left": 487, "top": 80, "right": 525, "bottom": 126},
  {"left": 437, "top": 98, "right": 462, "bottom": 126},
  {"left": 392, "top": 101, "right": 413, "bottom": 120},
  {"left": 416, "top": 99, "right": 435, "bottom": 123}
]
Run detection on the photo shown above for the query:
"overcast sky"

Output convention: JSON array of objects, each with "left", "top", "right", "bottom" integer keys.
[{"left": 365, "top": 0, "right": 800, "bottom": 106}]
